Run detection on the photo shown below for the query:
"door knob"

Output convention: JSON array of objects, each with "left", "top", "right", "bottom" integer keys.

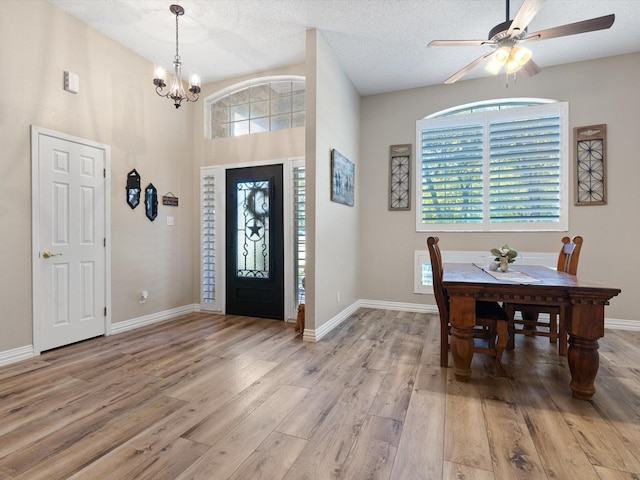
[{"left": 42, "top": 250, "right": 62, "bottom": 258}]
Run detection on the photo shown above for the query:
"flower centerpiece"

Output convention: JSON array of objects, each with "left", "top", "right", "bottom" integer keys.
[{"left": 490, "top": 244, "right": 518, "bottom": 272}]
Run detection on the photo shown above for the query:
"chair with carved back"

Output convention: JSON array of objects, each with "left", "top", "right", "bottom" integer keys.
[
  {"left": 427, "top": 236, "right": 509, "bottom": 374},
  {"left": 505, "top": 236, "right": 583, "bottom": 356}
]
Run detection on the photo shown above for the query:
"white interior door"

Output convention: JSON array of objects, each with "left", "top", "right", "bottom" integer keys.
[{"left": 32, "top": 127, "right": 110, "bottom": 352}]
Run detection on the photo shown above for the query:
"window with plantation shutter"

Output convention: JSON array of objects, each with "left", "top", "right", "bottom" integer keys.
[{"left": 416, "top": 100, "right": 568, "bottom": 232}]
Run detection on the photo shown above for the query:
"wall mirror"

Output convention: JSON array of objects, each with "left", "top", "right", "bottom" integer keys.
[{"left": 145, "top": 183, "right": 158, "bottom": 221}]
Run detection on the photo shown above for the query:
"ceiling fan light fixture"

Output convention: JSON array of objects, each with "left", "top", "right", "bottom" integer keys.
[
  {"left": 485, "top": 57, "right": 504, "bottom": 75},
  {"left": 511, "top": 45, "right": 532, "bottom": 65},
  {"left": 494, "top": 46, "right": 511, "bottom": 63},
  {"left": 506, "top": 58, "right": 521, "bottom": 74},
  {"left": 485, "top": 46, "right": 511, "bottom": 75},
  {"left": 506, "top": 45, "right": 532, "bottom": 74}
]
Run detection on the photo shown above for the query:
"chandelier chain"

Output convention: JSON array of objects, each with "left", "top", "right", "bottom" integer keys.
[{"left": 174, "top": 11, "right": 180, "bottom": 63}]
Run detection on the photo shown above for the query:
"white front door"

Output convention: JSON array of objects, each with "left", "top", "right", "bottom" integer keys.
[{"left": 32, "top": 127, "right": 110, "bottom": 352}]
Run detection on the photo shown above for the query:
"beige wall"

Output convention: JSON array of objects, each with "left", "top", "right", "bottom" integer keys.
[
  {"left": 0, "top": 1, "right": 195, "bottom": 351},
  {"left": 358, "top": 52, "right": 640, "bottom": 322},
  {"left": 305, "top": 30, "right": 361, "bottom": 332}
]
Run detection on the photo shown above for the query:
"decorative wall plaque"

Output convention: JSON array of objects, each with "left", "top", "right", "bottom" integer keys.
[
  {"left": 575, "top": 124, "right": 607, "bottom": 205},
  {"left": 162, "top": 192, "right": 179, "bottom": 206},
  {"left": 389, "top": 144, "right": 411, "bottom": 210}
]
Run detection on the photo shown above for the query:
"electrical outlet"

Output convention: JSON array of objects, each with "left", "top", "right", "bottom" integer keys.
[{"left": 139, "top": 290, "right": 148, "bottom": 304}]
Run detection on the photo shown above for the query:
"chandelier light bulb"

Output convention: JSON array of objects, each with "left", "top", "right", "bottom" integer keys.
[
  {"left": 154, "top": 66, "right": 166, "bottom": 82},
  {"left": 189, "top": 73, "right": 201, "bottom": 89}
]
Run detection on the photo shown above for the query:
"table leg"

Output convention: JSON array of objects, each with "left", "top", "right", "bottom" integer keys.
[
  {"left": 568, "top": 335, "right": 599, "bottom": 400},
  {"left": 450, "top": 326, "right": 475, "bottom": 381},
  {"left": 565, "top": 301, "right": 605, "bottom": 401},
  {"left": 448, "top": 296, "right": 477, "bottom": 382}
]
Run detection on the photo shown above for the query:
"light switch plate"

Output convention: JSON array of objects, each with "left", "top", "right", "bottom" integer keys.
[{"left": 64, "top": 71, "right": 79, "bottom": 94}]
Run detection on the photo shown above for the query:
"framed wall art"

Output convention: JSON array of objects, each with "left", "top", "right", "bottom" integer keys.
[
  {"left": 331, "top": 149, "right": 355, "bottom": 206},
  {"left": 575, "top": 124, "right": 607, "bottom": 205},
  {"left": 389, "top": 144, "right": 411, "bottom": 210}
]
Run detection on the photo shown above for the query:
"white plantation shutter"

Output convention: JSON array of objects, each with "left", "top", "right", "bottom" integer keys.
[
  {"left": 489, "top": 114, "right": 561, "bottom": 223},
  {"left": 201, "top": 167, "right": 221, "bottom": 311},
  {"left": 419, "top": 122, "right": 484, "bottom": 224},
  {"left": 292, "top": 164, "right": 306, "bottom": 305},
  {"left": 416, "top": 101, "right": 568, "bottom": 232}
]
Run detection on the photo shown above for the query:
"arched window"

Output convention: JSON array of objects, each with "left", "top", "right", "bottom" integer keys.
[
  {"left": 207, "top": 76, "right": 305, "bottom": 139},
  {"left": 416, "top": 98, "right": 569, "bottom": 232}
]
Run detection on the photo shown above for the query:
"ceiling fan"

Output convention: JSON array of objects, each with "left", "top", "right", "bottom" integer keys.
[{"left": 428, "top": 0, "right": 615, "bottom": 84}]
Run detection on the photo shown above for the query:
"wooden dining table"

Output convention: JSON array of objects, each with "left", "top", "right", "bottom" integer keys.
[{"left": 442, "top": 263, "right": 621, "bottom": 400}]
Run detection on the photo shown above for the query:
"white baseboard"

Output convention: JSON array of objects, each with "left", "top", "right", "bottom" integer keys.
[
  {"left": 0, "top": 345, "right": 35, "bottom": 367},
  {"left": 604, "top": 318, "right": 640, "bottom": 331},
  {"left": 110, "top": 304, "right": 201, "bottom": 335},
  {"left": 359, "top": 299, "right": 437, "bottom": 314},
  {"left": 302, "top": 301, "right": 361, "bottom": 342}
]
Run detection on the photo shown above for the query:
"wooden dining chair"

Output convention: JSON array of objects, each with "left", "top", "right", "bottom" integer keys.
[
  {"left": 427, "top": 236, "right": 509, "bottom": 374},
  {"left": 505, "top": 235, "right": 583, "bottom": 356}
]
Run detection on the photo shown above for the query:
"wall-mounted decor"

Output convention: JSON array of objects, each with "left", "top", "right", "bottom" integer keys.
[
  {"left": 145, "top": 183, "right": 158, "bottom": 221},
  {"left": 575, "top": 124, "right": 607, "bottom": 205},
  {"left": 126, "top": 169, "right": 141, "bottom": 209},
  {"left": 162, "top": 192, "right": 179, "bottom": 206},
  {"left": 389, "top": 144, "right": 412, "bottom": 210},
  {"left": 331, "top": 149, "right": 355, "bottom": 206}
]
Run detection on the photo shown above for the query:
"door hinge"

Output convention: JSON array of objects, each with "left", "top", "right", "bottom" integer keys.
[
  {"left": 104, "top": 237, "right": 106, "bottom": 247},
  {"left": 104, "top": 307, "right": 107, "bottom": 316},
  {"left": 103, "top": 168, "right": 106, "bottom": 178}
]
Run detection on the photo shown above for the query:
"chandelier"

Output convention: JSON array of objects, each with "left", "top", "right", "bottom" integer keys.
[{"left": 153, "top": 4, "right": 201, "bottom": 109}]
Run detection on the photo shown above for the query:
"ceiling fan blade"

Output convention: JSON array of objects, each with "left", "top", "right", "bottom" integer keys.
[
  {"left": 443, "top": 52, "right": 494, "bottom": 84},
  {"left": 525, "top": 14, "right": 615, "bottom": 42},
  {"left": 508, "top": 0, "right": 546, "bottom": 37},
  {"left": 520, "top": 59, "right": 542, "bottom": 76},
  {"left": 428, "top": 39, "right": 491, "bottom": 47}
]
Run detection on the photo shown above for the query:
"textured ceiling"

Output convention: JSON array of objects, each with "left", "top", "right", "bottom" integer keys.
[{"left": 49, "top": 0, "right": 640, "bottom": 96}]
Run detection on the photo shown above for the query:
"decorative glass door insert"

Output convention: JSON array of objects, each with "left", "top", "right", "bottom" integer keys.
[{"left": 236, "top": 180, "right": 270, "bottom": 279}]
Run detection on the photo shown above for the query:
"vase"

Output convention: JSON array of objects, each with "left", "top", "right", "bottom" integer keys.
[{"left": 499, "top": 257, "right": 509, "bottom": 272}]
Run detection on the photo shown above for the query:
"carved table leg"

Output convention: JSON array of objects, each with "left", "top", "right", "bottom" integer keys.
[
  {"left": 566, "top": 300, "right": 605, "bottom": 401},
  {"left": 448, "top": 295, "right": 477, "bottom": 382},
  {"left": 568, "top": 335, "right": 599, "bottom": 400},
  {"left": 450, "top": 326, "right": 475, "bottom": 382}
]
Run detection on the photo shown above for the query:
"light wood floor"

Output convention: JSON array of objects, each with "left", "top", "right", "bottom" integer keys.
[{"left": 1, "top": 309, "right": 639, "bottom": 480}]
